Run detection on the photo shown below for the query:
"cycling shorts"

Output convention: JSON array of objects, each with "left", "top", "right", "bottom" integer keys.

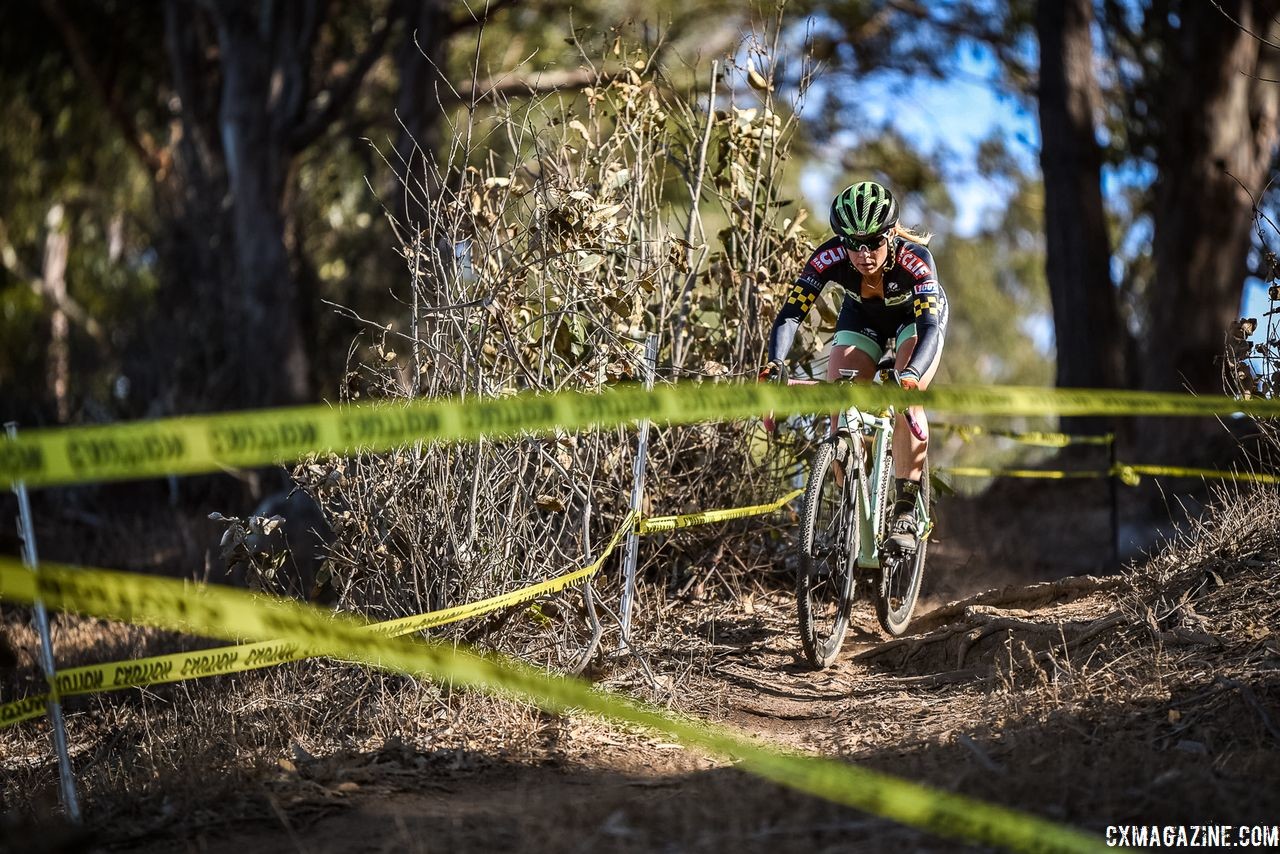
[{"left": 832, "top": 297, "right": 932, "bottom": 361}]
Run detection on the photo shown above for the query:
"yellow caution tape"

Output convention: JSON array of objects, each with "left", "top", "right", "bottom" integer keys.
[
  {"left": 941, "top": 464, "right": 1280, "bottom": 487},
  {"left": 373, "top": 512, "right": 634, "bottom": 637},
  {"left": 933, "top": 423, "right": 1114, "bottom": 448},
  {"left": 3, "top": 488, "right": 812, "bottom": 725},
  {"left": 4, "top": 381, "right": 1279, "bottom": 489},
  {"left": 1, "top": 487, "right": 809, "bottom": 724},
  {"left": 1112, "top": 464, "right": 1280, "bottom": 486},
  {"left": 0, "top": 513, "right": 637, "bottom": 728},
  {"left": 0, "top": 637, "right": 309, "bottom": 727},
  {"left": 3, "top": 488, "right": 807, "bottom": 724},
  {"left": 638, "top": 489, "right": 804, "bottom": 534},
  {"left": 1113, "top": 466, "right": 1142, "bottom": 487},
  {"left": 0, "top": 560, "right": 1107, "bottom": 853},
  {"left": 2, "top": 486, "right": 808, "bottom": 722},
  {"left": 938, "top": 466, "right": 1108, "bottom": 481},
  {"left": 0, "top": 694, "right": 51, "bottom": 727}
]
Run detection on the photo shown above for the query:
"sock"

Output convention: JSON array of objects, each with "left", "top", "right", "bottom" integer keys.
[{"left": 895, "top": 478, "right": 920, "bottom": 514}]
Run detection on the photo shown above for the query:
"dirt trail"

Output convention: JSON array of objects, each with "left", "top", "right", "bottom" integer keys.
[
  {"left": 125, "top": 574, "right": 1266, "bottom": 854},
  {"left": 12, "top": 484, "right": 1272, "bottom": 853}
]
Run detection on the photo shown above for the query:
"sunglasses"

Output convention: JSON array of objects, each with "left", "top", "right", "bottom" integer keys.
[{"left": 841, "top": 232, "right": 891, "bottom": 253}]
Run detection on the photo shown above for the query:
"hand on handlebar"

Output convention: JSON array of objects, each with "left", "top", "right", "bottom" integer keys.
[
  {"left": 758, "top": 359, "right": 787, "bottom": 383},
  {"left": 759, "top": 360, "right": 787, "bottom": 435},
  {"left": 895, "top": 371, "right": 928, "bottom": 440}
]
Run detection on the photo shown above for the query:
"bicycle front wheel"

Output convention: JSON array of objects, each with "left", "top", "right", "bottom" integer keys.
[
  {"left": 876, "top": 456, "right": 930, "bottom": 636},
  {"left": 797, "top": 438, "right": 859, "bottom": 669}
]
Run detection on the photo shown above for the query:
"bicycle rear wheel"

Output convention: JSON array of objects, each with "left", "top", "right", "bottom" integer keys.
[
  {"left": 876, "top": 456, "right": 930, "bottom": 636},
  {"left": 797, "top": 438, "right": 859, "bottom": 669}
]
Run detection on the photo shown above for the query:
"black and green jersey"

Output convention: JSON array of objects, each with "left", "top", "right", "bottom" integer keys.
[{"left": 767, "top": 236, "right": 949, "bottom": 381}]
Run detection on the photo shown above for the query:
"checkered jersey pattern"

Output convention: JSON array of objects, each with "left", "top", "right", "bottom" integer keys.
[
  {"left": 913, "top": 294, "right": 940, "bottom": 317},
  {"left": 786, "top": 285, "right": 819, "bottom": 315}
]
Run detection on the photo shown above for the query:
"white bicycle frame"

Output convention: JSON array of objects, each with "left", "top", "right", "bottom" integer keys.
[
  {"left": 838, "top": 404, "right": 930, "bottom": 570},
  {"left": 779, "top": 370, "right": 931, "bottom": 570}
]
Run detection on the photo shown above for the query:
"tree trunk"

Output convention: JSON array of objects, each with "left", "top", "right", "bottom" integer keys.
[
  {"left": 144, "top": 3, "right": 235, "bottom": 414},
  {"left": 1035, "top": 0, "right": 1123, "bottom": 435},
  {"left": 392, "top": 0, "right": 449, "bottom": 228},
  {"left": 210, "top": 1, "right": 312, "bottom": 407},
  {"left": 1146, "top": 0, "right": 1280, "bottom": 397},
  {"left": 42, "top": 204, "right": 71, "bottom": 423}
]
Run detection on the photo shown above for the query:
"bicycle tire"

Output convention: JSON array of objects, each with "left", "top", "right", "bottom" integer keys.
[
  {"left": 876, "top": 456, "right": 930, "bottom": 636},
  {"left": 797, "top": 438, "right": 859, "bottom": 669}
]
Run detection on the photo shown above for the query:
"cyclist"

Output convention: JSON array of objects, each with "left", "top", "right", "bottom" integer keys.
[{"left": 762, "top": 181, "right": 949, "bottom": 554}]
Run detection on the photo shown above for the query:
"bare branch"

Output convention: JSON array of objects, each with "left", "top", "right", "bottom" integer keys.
[
  {"left": 1208, "top": 0, "right": 1280, "bottom": 49},
  {"left": 40, "top": 0, "right": 168, "bottom": 177},
  {"left": 0, "top": 217, "right": 108, "bottom": 348},
  {"left": 290, "top": 9, "right": 399, "bottom": 151},
  {"left": 447, "top": 0, "right": 523, "bottom": 34},
  {"left": 453, "top": 67, "right": 632, "bottom": 101}
]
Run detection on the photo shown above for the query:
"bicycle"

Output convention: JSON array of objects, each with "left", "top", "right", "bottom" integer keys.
[{"left": 775, "top": 361, "right": 932, "bottom": 669}]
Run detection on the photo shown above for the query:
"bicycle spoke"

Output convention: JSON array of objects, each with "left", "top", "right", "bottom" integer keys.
[
  {"left": 798, "top": 441, "right": 858, "bottom": 669},
  {"left": 876, "top": 457, "right": 930, "bottom": 636}
]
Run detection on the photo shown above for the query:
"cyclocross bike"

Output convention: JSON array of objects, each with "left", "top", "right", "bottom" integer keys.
[{"left": 783, "top": 363, "right": 932, "bottom": 669}]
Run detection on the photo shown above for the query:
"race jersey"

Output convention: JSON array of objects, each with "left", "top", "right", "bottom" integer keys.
[{"left": 766, "top": 236, "right": 948, "bottom": 380}]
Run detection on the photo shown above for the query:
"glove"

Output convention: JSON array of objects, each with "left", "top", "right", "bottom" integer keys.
[
  {"left": 759, "top": 360, "right": 786, "bottom": 435},
  {"left": 897, "top": 371, "right": 926, "bottom": 440},
  {"left": 759, "top": 359, "right": 787, "bottom": 383}
]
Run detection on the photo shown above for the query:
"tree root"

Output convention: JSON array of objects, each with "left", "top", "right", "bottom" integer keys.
[
  {"left": 856, "top": 605, "right": 1130, "bottom": 671},
  {"left": 908, "top": 574, "right": 1123, "bottom": 635}
]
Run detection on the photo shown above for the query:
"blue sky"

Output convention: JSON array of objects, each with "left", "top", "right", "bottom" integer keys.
[
  {"left": 799, "top": 48, "right": 1039, "bottom": 237},
  {"left": 1243, "top": 280, "right": 1275, "bottom": 327}
]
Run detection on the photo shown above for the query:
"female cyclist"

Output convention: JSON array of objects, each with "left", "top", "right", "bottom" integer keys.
[{"left": 762, "top": 181, "right": 949, "bottom": 553}]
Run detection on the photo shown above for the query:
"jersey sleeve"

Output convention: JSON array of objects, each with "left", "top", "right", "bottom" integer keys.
[
  {"left": 766, "top": 242, "right": 844, "bottom": 363},
  {"left": 902, "top": 246, "right": 948, "bottom": 381}
]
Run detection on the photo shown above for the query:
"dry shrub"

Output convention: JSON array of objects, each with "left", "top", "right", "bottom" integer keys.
[
  {"left": 3, "top": 23, "right": 826, "bottom": 835},
  {"left": 986, "top": 276, "right": 1280, "bottom": 720},
  {"left": 292, "top": 30, "right": 818, "bottom": 659}
]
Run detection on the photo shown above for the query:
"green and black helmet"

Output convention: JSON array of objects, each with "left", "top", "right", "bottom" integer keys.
[{"left": 830, "top": 181, "right": 900, "bottom": 249}]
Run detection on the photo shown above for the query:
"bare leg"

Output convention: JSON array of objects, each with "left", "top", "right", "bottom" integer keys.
[{"left": 892, "top": 337, "right": 939, "bottom": 480}]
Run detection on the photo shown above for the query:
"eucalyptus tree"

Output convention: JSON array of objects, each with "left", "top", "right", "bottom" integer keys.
[
  {"left": 1035, "top": 0, "right": 1122, "bottom": 436},
  {"left": 1101, "top": 0, "right": 1280, "bottom": 397},
  {"left": 14, "top": 0, "right": 756, "bottom": 418},
  {"left": 23, "top": 0, "right": 448, "bottom": 411}
]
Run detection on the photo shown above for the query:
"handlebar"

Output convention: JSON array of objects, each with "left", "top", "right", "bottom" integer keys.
[{"left": 762, "top": 372, "right": 927, "bottom": 440}]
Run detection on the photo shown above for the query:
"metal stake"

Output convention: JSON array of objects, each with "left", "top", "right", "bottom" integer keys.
[
  {"left": 1109, "top": 427, "right": 1120, "bottom": 566},
  {"left": 618, "top": 334, "right": 658, "bottom": 651},
  {"left": 6, "top": 422, "right": 80, "bottom": 822}
]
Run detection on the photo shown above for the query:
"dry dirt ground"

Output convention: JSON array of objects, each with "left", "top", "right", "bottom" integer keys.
[
  {"left": 4, "top": 483, "right": 1279, "bottom": 853},
  {"left": 82, "top": 578, "right": 1273, "bottom": 854}
]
